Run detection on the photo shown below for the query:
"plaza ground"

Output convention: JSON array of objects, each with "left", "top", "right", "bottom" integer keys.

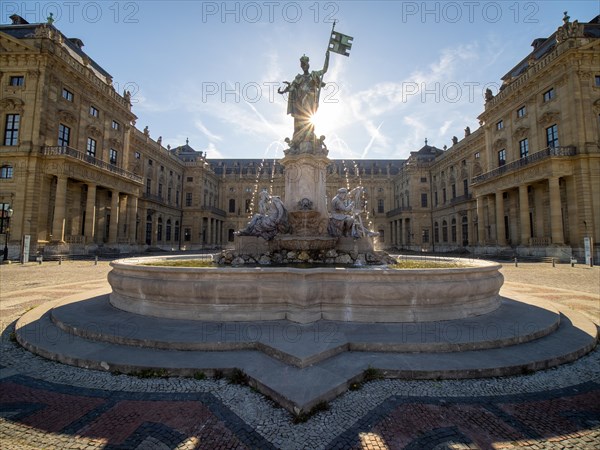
[{"left": 0, "top": 257, "right": 598, "bottom": 449}]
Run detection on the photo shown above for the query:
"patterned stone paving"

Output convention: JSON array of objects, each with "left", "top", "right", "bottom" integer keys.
[{"left": 0, "top": 260, "right": 598, "bottom": 449}]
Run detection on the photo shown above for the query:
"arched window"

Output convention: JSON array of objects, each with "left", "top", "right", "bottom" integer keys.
[
  {"left": 166, "top": 219, "right": 172, "bottom": 241},
  {"left": 442, "top": 220, "right": 448, "bottom": 242},
  {"left": 462, "top": 216, "right": 469, "bottom": 246},
  {"left": 451, "top": 218, "right": 457, "bottom": 243},
  {"left": 434, "top": 222, "right": 439, "bottom": 243},
  {"left": 157, "top": 217, "right": 163, "bottom": 241},
  {"left": 174, "top": 220, "right": 180, "bottom": 242},
  {"left": 145, "top": 215, "right": 152, "bottom": 245}
]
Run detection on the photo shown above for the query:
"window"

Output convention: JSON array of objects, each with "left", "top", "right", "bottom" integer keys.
[
  {"left": 451, "top": 218, "right": 457, "bottom": 243},
  {"left": 434, "top": 191, "right": 438, "bottom": 207},
  {"left": 462, "top": 216, "right": 469, "bottom": 246},
  {"left": 442, "top": 220, "right": 448, "bottom": 242},
  {"left": 185, "top": 192, "right": 192, "bottom": 207},
  {"left": 158, "top": 183, "right": 163, "bottom": 197},
  {"left": 442, "top": 188, "right": 447, "bottom": 204},
  {"left": 176, "top": 190, "right": 180, "bottom": 206},
  {"left": 517, "top": 106, "right": 526, "bottom": 118},
  {"left": 543, "top": 88, "right": 555, "bottom": 102},
  {"left": 474, "top": 152, "right": 480, "bottom": 159},
  {"left": 86, "top": 138, "right": 96, "bottom": 157},
  {"left": 58, "top": 124, "right": 70, "bottom": 147},
  {"left": 498, "top": 149, "right": 506, "bottom": 166},
  {"left": 1, "top": 165, "right": 13, "bottom": 179},
  {"left": 157, "top": 218, "right": 163, "bottom": 241},
  {"left": 4, "top": 114, "right": 20, "bottom": 146},
  {"left": 463, "top": 179, "right": 469, "bottom": 196},
  {"left": 377, "top": 199, "right": 384, "bottom": 214},
  {"left": 184, "top": 228, "right": 191, "bottom": 242},
  {"left": 166, "top": 219, "right": 172, "bottom": 241},
  {"left": 146, "top": 178, "right": 151, "bottom": 195},
  {"left": 160, "top": 165, "right": 164, "bottom": 172},
  {"left": 134, "top": 151, "right": 141, "bottom": 159},
  {"left": 595, "top": 75, "right": 600, "bottom": 87},
  {"left": 168, "top": 187, "right": 172, "bottom": 203},
  {"left": 169, "top": 170, "right": 173, "bottom": 177},
  {"left": 174, "top": 221, "right": 180, "bottom": 242},
  {"left": 434, "top": 222, "right": 439, "bottom": 243},
  {"left": 420, "top": 177, "right": 427, "bottom": 183},
  {"left": 519, "top": 139, "right": 529, "bottom": 158},
  {"left": 111, "top": 120, "right": 120, "bottom": 130},
  {"left": 422, "top": 228, "right": 430, "bottom": 243},
  {"left": 145, "top": 217, "right": 152, "bottom": 245},
  {"left": 0, "top": 203, "right": 12, "bottom": 234},
  {"left": 148, "top": 159, "right": 153, "bottom": 166},
  {"left": 9, "top": 76, "right": 24, "bottom": 86},
  {"left": 62, "top": 88, "right": 73, "bottom": 101},
  {"left": 496, "top": 120, "right": 504, "bottom": 130},
  {"left": 229, "top": 198, "right": 236, "bottom": 213},
  {"left": 109, "top": 148, "right": 118, "bottom": 165},
  {"left": 89, "top": 105, "right": 99, "bottom": 117},
  {"left": 421, "top": 193, "right": 427, "bottom": 208},
  {"left": 187, "top": 177, "right": 193, "bottom": 182},
  {"left": 451, "top": 184, "right": 456, "bottom": 199},
  {"left": 546, "top": 124, "right": 559, "bottom": 148}
]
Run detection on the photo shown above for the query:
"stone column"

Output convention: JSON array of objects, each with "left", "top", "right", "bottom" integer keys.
[
  {"left": 52, "top": 176, "right": 68, "bottom": 242},
  {"left": 476, "top": 195, "right": 485, "bottom": 245},
  {"left": 519, "top": 184, "right": 530, "bottom": 245},
  {"left": 548, "top": 176, "right": 564, "bottom": 244},
  {"left": 128, "top": 195, "right": 138, "bottom": 244},
  {"left": 84, "top": 183, "right": 96, "bottom": 244},
  {"left": 109, "top": 190, "right": 119, "bottom": 244},
  {"left": 495, "top": 191, "right": 506, "bottom": 246},
  {"left": 280, "top": 153, "right": 330, "bottom": 218}
]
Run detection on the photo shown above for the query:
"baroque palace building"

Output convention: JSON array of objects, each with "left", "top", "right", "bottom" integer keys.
[{"left": 1, "top": 13, "right": 599, "bottom": 261}]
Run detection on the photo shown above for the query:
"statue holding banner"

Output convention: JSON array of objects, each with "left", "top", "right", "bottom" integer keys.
[{"left": 278, "top": 21, "right": 353, "bottom": 155}]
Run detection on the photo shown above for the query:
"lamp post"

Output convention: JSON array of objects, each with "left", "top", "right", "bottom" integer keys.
[{"left": 3, "top": 207, "right": 14, "bottom": 261}]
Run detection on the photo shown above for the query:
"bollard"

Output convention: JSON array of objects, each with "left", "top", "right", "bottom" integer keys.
[
  {"left": 95, "top": 255, "right": 98, "bottom": 265},
  {"left": 552, "top": 258, "right": 555, "bottom": 267},
  {"left": 37, "top": 255, "right": 43, "bottom": 265},
  {"left": 514, "top": 257, "right": 518, "bottom": 267},
  {"left": 571, "top": 258, "right": 576, "bottom": 267},
  {"left": 59, "top": 256, "right": 62, "bottom": 265}
]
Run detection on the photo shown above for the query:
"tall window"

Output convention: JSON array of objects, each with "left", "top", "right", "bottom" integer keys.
[
  {"left": 0, "top": 203, "right": 12, "bottom": 233},
  {"left": 157, "top": 218, "right": 163, "bottom": 241},
  {"left": 146, "top": 178, "right": 151, "bottom": 195},
  {"left": 463, "top": 179, "right": 469, "bottom": 196},
  {"left": 595, "top": 75, "right": 600, "bottom": 87},
  {"left": 451, "top": 218, "right": 457, "bottom": 243},
  {"left": 184, "top": 227, "right": 191, "bottom": 242},
  {"left": 4, "top": 114, "right": 20, "bottom": 146},
  {"left": 58, "top": 124, "right": 70, "bottom": 146},
  {"left": 174, "top": 221, "right": 180, "bottom": 242},
  {"left": 86, "top": 138, "right": 96, "bottom": 157},
  {"left": 377, "top": 199, "right": 384, "bottom": 214},
  {"left": 442, "top": 220, "right": 448, "bottom": 242},
  {"left": 543, "top": 88, "right": 555, "bottom": 102},
  {"left": 546, "top": 124, "right": 559, "bottom": 148},
  {"left": 434, "top": 191, "right": 438, "bottom": 207},
  {"left": 166, "top": 219, "right": 172, "bottom": 241},
  {"left": 442, "top": 188, "right": 447, "bottom": 204},
  {"left": 168, "top": 187, "right": 172, "bottom": 203},
  {"left": 185, "top": 192, "right": 192, "bottom": 207},
  {"left": 109, "top": 148, "right": 118, "bottom": 165},
  {"left": 498, "top": 148, "right": 506, "bottom": 166},
  {"left": 111, "top": 120, "right": 120, "bottom": 130},
  {"left": 462, "top": 216, "right": 469, "bottom": 246},
  {"left": 421, "top": 193, "right": 427, "bottom": 208},
  {"left": 422, "top": 228, "right": 429, "bottom": 243},
  {"left": 517, "top": 106, "right": 526, "bottom": 118},
  {"left": 0, "top": 165, "right": 13, "bottom": 179},
  {"left": 158, "top": 183, "right": 163, "bottom": 197},
  {"left": 519, "top": 138, "right": 529, "bottom": 158},
  {"left": 62, "top": 88, "right": 74, "bottom": 101},
  {"left": 434, "top": 222, "right": 439, "bottom": 243},
  {"left": 9, "top": 76, "right": 24, "bottom": 86},
  {"left": 229, "top": 198, "right": 236, "bottom": 213},
  {"left": 451, "top": 184, "right": 456, "bottom": 199},
  {"left": 89, "top": 105, "right": 99, "bottom": 117},
  {"left": 496, "top": 120, "right": 504, "bottom": 130},
  {"left": 176, "top": 190, "right": 180, "bottom": 206}
]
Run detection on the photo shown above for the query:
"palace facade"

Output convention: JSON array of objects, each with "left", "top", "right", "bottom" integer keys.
[{"left": 1, "top": 13, "right": 599, "bottom": 261}]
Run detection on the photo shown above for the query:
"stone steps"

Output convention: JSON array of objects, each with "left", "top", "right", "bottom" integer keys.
[{"left": 15, "top": 294, "right": 597, "bottom": 415}]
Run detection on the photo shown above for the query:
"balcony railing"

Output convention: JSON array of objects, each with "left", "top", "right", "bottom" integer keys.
[
  {"left": 42, "top": 146, "right": 143, "bottom": 184},
  {"left": 472, "top": 146, "right": 576, "bottom": 184},
  {"left": 450, "top": 193, "right": 473, "bottom": 205},
  {"left": 142, "top": 193, "right": 165, "bottom": 203},
  {"left": 202, "top": 205, "right": 227, "bottom": 217},
  {"left": 386, "top": 206, "right": 412, "bottom": 218}
]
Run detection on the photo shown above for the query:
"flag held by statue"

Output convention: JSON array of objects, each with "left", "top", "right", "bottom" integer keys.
[{"left": 329, "top": 29, "right": 353, "bottom": 56}]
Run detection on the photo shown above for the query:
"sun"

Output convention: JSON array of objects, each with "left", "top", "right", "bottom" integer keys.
[{"left": 310, "top": 103, "right": 340, "bottom": 135}]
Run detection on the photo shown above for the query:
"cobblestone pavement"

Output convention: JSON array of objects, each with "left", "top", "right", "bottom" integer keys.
[{"left": 0, "top": 260, "right": 599, "bottom": 449}]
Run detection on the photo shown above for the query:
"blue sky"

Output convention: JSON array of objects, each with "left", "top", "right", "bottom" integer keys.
[{"left": 3, "top": 1, "right": 598, "bottom": 159}]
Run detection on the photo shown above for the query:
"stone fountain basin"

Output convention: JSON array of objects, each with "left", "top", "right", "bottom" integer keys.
[{"left": 108, "top": 256, "right": 503, "bottom": 324}]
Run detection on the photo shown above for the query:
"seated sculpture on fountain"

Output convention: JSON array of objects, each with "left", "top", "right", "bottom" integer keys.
[
  {"left": 328, "top": 187, "right": 379, "bottom": 239},
  {"left": 235, "top": 193, "right": 290, "bottom": 241}
]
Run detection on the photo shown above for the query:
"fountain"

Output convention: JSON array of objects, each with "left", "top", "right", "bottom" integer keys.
[
  {"left": 108, "top": 44, "right": 503, "bottom": 324},
  {"left": 14, "top": 25, "right": 597, "bottom": 417}
]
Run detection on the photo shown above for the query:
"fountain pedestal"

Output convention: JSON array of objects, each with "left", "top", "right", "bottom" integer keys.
[{"left": 280, "top": 153, "right": 330, "bottom": 218}]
